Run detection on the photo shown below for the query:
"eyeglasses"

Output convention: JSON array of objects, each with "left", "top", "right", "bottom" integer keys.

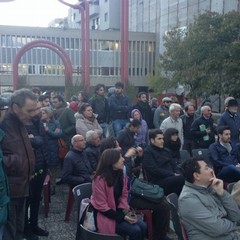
[{"left": 164, "top": 101, "right": 172, "bottom": 103}]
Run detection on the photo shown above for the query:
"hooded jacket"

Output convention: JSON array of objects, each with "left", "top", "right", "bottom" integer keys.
[{"left": 131, "top": 109, "right": 149, "bottom": 147}]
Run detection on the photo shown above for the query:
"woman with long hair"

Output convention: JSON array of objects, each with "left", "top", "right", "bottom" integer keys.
[{"left": 90, "top": 149, "right": 147, "bottom": 240}]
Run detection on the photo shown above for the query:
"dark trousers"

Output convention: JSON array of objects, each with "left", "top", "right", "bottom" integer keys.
[
  {"left": 3, "top": 197, "right": 26, "bottom": 240},
  {"left": 157, "top": 175, "right": 185, "bottom": 196},
  {"left": 25, "top": 172, "right": 45, "bottom": 231},
  {"left": 183, "top": 139, "right": 195, "bottom": 156},
  {"left": 130, "top": 197, "right": 170, "bottom": 240}
]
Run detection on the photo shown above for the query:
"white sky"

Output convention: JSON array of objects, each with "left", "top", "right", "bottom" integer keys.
[{"left": 0, "top": 0, "right": 71, "bottom": 27}]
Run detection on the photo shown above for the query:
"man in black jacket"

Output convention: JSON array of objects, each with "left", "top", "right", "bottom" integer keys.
[
  {"left": 142, "top": 129, "right": 184, "bottom": 196},
  {"left": 62, "top": 134, "right": 94, "bottom": 187},
  {"left": 191, "top": 105, "right": 216, "bottom": 149}
]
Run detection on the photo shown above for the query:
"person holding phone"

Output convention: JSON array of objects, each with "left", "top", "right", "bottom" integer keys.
[{"left": 90, "top": 149, "right": 147, "bottom": 240}]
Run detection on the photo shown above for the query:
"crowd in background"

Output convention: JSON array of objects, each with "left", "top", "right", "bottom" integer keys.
[{"left": 1, "top": 83, "right": 240, "bottom": 240}]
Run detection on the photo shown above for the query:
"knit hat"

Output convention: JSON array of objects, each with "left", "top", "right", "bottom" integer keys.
[
  {"left": 162, "top": 97, "right": 172, "bottom": 103},
  {"left": 227, "top": 99, "right": 238, "bottom": 107}
]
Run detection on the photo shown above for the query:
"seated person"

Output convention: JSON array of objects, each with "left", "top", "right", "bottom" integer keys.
[
  {"left": 75, "top": 103, "right": 103, "bottom": 138},
  {"left": 142, "top": 129, "right": 184, "bottom": 196},
  {"left": 90, "top": 149, "right": 147, "bottom": 240},
  {"left": 85, "top": 130, "right": 101, "bottom": 171},
  {"left": 209, "top": 126, "right": 240, "bottom": 182},
  {"left": 100, "top": 137, "right": 171, "bottom": 240},
  {"left": 62, "top": 134, "right": 94, "bottom": 187},
  {"left": 131, "top": 109, "right": 149, "bottom": 148},
  {"left": 117, "top": 119, "right": 142, "bottom": 154},
  {"left": 163, "top": 128, "right": 181, "bottom": 169},
  {"left": 179, "top": 157, "right": 240, "bottom": 240}
]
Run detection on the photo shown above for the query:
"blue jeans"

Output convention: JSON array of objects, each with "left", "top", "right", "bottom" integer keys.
[
  {"left": 116, "top": 219, "right": 147, "bottom": 240},
  {"left": 113, "top": 119, "right": 129, "bottom": 137},
  {"left": 218, "top": 165, "right": 240, "bottom": 183}
]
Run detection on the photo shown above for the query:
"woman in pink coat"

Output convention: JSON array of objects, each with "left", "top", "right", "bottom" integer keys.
[{"left": 90, "top": 149, "right": 147, "bottom": 240}]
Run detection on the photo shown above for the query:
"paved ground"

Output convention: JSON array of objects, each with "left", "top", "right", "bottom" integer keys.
[
  {"left": 38, "top": 184, "right": 76, "bottom": 240},
  {"left": 38, "top": 183, "right": 178, "bottom": 240}
]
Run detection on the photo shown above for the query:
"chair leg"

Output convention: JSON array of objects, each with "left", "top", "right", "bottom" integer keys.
[
  {"left": 43, "top": 174, "right": 51, "bottom": 218},
  {"left": 64, "top": 187, "right": 74, "bottom": 222}
]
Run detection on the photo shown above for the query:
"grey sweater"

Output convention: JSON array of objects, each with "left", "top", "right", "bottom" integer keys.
[{"left": 179, "top": 181, "right": 240, "bottom": 240}]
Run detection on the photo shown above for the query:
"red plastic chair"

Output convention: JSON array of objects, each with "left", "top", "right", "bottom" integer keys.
[
  {"left": 43, "top": 174, "right": 51, "bottom": 218},
  {"left": 64, "top": 186, "right": 75, "bottom": 222}
]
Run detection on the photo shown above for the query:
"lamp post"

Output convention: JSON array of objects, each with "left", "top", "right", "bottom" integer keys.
[{"left": 58, "top": 0, "right": 90, "bottom": 93}]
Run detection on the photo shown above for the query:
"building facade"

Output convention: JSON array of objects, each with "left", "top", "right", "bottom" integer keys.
[
  {"left": 129, "top": 0, "right": 240, "bottom": 53},
  {"left": 0, "top": 25, "right": 156, "bottom": 88}
]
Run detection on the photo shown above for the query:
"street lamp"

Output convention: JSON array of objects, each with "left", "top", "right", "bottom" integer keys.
[{"left": 58, "top": 0, "right": 90, "bottom": 93}]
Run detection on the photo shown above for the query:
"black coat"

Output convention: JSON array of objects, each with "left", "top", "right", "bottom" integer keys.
[
  {"left": 142, "top": 144, "right": 177, "bottom": 184},
  {"left": 62, "top": 149, "right": 93, "bottom": 187},
  {"left": 190, "top": 115, "right": 216, "bottom": 149},
  {"left": 85, "top": 143, "right": 100, "bottom": 171}
]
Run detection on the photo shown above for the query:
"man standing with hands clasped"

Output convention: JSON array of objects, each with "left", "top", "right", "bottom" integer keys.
[{"left": 179, "top": 157, "right": 240, "bottom": 240}]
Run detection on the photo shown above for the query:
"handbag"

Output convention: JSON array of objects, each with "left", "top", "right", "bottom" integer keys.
[
  {"left": 58, "top": 138, "right": 68, "bottom": 159},
  {"left": 130, "top": 178, "right": 164, "bottom": 203},
  {"left": 79, "top": 198, "right": 96, "bottom": 232}
]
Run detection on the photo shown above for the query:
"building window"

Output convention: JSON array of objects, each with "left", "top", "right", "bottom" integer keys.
[{"left": 104, "top": 12, "right": 108, "bottom": 22}]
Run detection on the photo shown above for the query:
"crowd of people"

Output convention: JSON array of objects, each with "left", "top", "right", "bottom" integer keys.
[{"left": 1, "top": 83, "right": 240, "bottom": 240}]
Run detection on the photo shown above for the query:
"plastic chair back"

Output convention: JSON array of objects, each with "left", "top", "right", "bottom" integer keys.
[
  {"left": 192, "top": 148, "right": 212, "bottom": 167},
  {"left": 166, "top": 193, "right": 188, "bottom": 240},
  {"left": 78, "top": 224, "right": 124, "bottom": 240},
  {"left": 72, "top": 183, "right": 92, "bottom": 222},
  {"left": 180, "top": 150, "right": 190, "bottom": 162}
]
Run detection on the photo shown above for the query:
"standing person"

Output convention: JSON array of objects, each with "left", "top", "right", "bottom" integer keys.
[
  {"left": 109, "top": 82, "right": 132, "bottom": 136},
  {"left": 153, "top": 97, "right": 172, "bottom": 129},
  {"left": 131, "top": 109, "right": 149, "bottom": 148},
  {"left": 52, "top": 95, "right": 76, "bottom": 150},
  {"left": 24, "top": 103, "right": 49, "bottom": 238},
  {"left": 160, "top": 103, "right": 184, "bottom": 147},
  {"left": 0, "top": 89, "right": 37, "bottom": 240},
  {"left": 41, "top": 107, "right": 63, "bottom": 194},
  {"left": 38, "top": 95, "right": 50, "bottom": 108},
  {"left": 180, "top": 104, "right": 197, "bottom": 155},
  {"left": 132, "top": 92, "right": 153, "bottom": 129},
  {"left": 0, "top": 98, "right": 10, "bottom": 240},
  {"left": 218, "top": 98, "right": 240, "bottom": 148},
  {"left": 89, "top": 84, "right": 109, "bottom": 136},
  {"left": 90, "top": 149, "right": 147, "bottom": 240},
  {"left": 191, "top": 105, "right": 216, "bottom": 149},
  {"left": 179, "top": 157, "right": 240, "bottom": 240}
]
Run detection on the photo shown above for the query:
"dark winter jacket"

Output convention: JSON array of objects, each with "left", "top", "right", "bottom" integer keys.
[
  {"left": 181, "top": 113, "right": 198, "bottom": 141},
  {"left": 132, "top": 101, "right": 153, "bottom": 129},
  {"left": 42, "top": 118, "right": 63, "bottom": 166},
  {"left": 1, "top": 110, "right": 35, "bottom": 198},
  {"left": 89, "top": 94, "right": 109, "bottom": 123},
  {"left": 191, "top": 115, "right": 216, "bottom": 149},
  {"left": 54, "top": 102, "right": 76, "bottom": 148},
  {"left": 25, "top": 116, "right": 49, "bottom": 171},
  {"left": 209, "top": 141, "right": 240, "bottom": 175},
  {"left": 0, "top": 129, "right": 10, "bottom": 225},
  {"left": 142, "top": 144, "right": 177, "bottom": 184},
  {"left": 109, "top": 93, "right": 132, "bottom": 121},
  {"left": 218, "top": 110, "right": 240, "bottom": 147},
  {"left": 62, "top": 149, "right": 93, "bottom": 187},
  {"left": 85, "top": 143, "right": 100, "bottom": 171}
]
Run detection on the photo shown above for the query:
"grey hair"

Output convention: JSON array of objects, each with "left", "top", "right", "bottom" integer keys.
[
  {"left": 201, "top": 105, "right": 211, "bottom": 113},
  {"left": 86, "top": 130, "right": 98, "bottom": 142},
  {"left": 11, "top": 88, "right": 37, "bottom": 108},
  {"left": 169, "top": 103, "right": 181, "bottom": 113},
  {"left": 71, "top": 134, "right": 84, "bottom": 145}
]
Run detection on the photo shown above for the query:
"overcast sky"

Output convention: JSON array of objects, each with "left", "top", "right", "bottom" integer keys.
[{"left": 0, "top": 0, "right": 71, "bottom": 27}]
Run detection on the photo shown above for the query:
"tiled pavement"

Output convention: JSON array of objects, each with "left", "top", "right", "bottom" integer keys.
[{"left": 38, "top": 184, "right": 178, "bottom": 240}]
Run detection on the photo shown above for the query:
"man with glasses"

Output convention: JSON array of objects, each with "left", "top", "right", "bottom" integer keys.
[
  {"left": 179, "top": 157, "right": 240, "bottom": 240},
  {"left": 62, "top": 134, "right": 94, "bottom": 188},
  {"left": 153, "top": 97, "right": 172, "bottom": 129},
  {"left": 0, "top": 89, "right": 37, "bottom": 240}
]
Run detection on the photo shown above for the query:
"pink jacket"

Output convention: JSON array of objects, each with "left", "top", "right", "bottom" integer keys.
[{"left": 90, "top": 175, "right": 129, "bottom": 234}]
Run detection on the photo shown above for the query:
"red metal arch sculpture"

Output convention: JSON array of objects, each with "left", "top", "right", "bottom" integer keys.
[{"left": 13, "top": 39, "right": 73, "bottom": 90}]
